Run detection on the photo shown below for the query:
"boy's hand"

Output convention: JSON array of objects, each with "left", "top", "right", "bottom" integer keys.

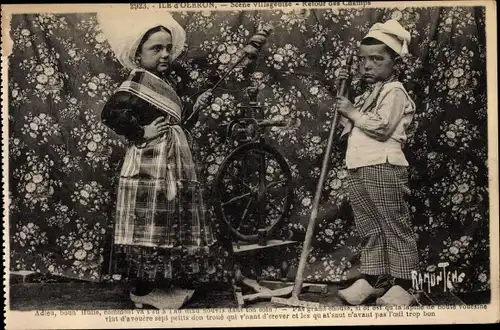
[
  {"left": 335, "top": 69, "right": 352, "bottom": 99},
  {"left": 193, "top": 90, "right": 213, "bottom": 113},
  {"left": 336, "top": 96, "right": 356, "bottom": 119},
  {"left": 335, "top": 68, "right": 349, "bottom": 87}
]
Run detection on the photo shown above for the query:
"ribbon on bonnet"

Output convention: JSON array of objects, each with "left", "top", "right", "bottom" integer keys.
[{"left": 96, "top": 10, "right": 186, "bottom": 69}]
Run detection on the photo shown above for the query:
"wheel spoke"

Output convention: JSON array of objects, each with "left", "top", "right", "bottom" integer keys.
[
  {"left": 243, "top": 153, "right": 256, "bottom": 186},
  {"left": 247, "top": 150, "right": 263, "bottom": 162},
  {"left": 237, "top": 197, "right": 254, "bottom": 231},
  {"left": 227, "top": 173, "right": 251, "bottom": 190},
  {"left": 266, "top": 178, "right": 288, "bottom": 190},
  {"left": 222, "top": 192, "right": 251, "bottom": 206}
]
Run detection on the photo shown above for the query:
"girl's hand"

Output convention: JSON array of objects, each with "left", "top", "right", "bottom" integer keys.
[
  {"left": 143, "top": 117, "right": 169, "bottom": 140},
  {"left": 193, "top": 90, "right": 213, "bottom": 112},
  {"left": 336, "top": 96, "right": 356, "bottom": 118}
]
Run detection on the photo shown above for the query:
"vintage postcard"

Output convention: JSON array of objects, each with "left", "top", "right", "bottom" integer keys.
[{"left": 2, "top": 1, "right": 498, "bottom": 329}]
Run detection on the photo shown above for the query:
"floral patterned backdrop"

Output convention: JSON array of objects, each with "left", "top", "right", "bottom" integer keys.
[{"left": 8, "top": 6, "right": 490, "bottom": 293}]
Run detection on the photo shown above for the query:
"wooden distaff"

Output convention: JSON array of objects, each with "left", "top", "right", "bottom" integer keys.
[
  {"left": 211, "top": 24, "right": 273, "bottom": 90},
  {"left": 184, "top": 25, "right": 273, "bottom": 124},
  {"left": 272, "top": 55, "right": 354, "bottom": 307}
]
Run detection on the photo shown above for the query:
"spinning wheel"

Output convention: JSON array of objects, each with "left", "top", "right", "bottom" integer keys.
[
  {"left": 212, "top": 87, "right": 293, "bottom": 244},
  {"left": 210, "top": 86, "right": 322, "bottom": 308},
  {"left": 205, "top": 28, "right": 328, "bottom": 307}
]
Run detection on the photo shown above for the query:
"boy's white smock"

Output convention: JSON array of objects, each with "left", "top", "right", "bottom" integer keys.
[
  {"left": 343, "top": 82, "right": 416, "bottom": 169},
  {"left": 340, "top": 20, "right": 415, "bottom": 169}
]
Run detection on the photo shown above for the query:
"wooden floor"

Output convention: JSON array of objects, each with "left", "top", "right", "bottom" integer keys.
[
  {"left": 8, "top": 281, "right": 349, "bottom": 311},
  {"left": 8, "top": 274, "right": 489, "bottom": 311}
]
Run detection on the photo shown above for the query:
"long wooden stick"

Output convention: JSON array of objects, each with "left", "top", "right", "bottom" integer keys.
[{"left": 290, "top": 55, "right": 353, "bottom": 300}]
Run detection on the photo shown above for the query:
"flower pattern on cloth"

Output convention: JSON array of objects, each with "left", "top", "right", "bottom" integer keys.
[{"left": 8, "top": 8, "right": 489, "bottom": 293}]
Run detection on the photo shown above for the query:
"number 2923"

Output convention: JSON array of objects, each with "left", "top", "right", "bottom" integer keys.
[{"left": 130, "top": 3, "right": 148, "bottom": 10}]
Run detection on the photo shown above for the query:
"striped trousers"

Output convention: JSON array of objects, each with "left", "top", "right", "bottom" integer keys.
[{"left": 347, "top": 163, "right": 420, "bottom": 280}]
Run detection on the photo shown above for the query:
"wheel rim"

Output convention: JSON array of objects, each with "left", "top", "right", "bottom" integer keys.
[{"left": 213, "top": 143, "right": 292, "bottom": 243}]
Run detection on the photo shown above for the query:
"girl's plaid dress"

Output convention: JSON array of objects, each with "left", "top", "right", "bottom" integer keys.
[{"left": 102, "top": 69, "right": 218, "bottom": 284}]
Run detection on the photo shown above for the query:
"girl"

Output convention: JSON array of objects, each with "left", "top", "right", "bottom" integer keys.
[{"left": 97, "top": 12, "right": 216, "bottom": 309}]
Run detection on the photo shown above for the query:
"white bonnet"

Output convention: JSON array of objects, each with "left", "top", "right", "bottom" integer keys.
[{"left": 96, "top": 10, "right": 186, "bottom": 69}]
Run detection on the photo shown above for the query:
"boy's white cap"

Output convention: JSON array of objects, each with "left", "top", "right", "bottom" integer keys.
[{"left": 363, "top": 20, "right": 411, "bottom": 56}]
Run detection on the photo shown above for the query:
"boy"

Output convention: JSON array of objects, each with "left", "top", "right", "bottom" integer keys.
[{"left": 335, "top": 20, "right": 419, "bottom": 306}]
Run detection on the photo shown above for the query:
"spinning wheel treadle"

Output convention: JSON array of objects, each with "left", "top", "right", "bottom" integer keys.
[{"left": 230, "top": 240, "right": 328, "bottom": 308}]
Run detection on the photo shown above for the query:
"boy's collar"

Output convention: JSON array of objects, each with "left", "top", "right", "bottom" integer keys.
[{"left": 356, "top": 74, "right": 399, "bottom": 113}]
